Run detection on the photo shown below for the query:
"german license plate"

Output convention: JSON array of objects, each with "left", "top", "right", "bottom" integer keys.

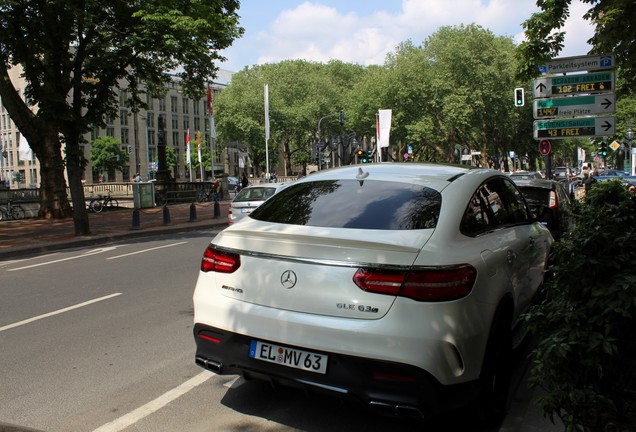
[{"left": 249, "top": 340, "right": 328, "bottom": 374}]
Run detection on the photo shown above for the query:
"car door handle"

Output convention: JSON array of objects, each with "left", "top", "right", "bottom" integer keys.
[{"left": 507, "top": 250, "right": 516, "bottom": 264}]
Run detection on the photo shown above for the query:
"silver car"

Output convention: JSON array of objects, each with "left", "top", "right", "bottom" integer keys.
[{"left": 227, "top": 183, "right": 287, "bottom": 225}]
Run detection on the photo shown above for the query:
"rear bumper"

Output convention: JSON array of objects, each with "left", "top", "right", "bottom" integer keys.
[{"left": 193, "top": 323, "right": 480, "bottom": 419}]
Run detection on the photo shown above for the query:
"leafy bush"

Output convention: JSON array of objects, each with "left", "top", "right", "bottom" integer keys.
[{"left": 524, "top": 180, "right": 636, "bottom": 432}]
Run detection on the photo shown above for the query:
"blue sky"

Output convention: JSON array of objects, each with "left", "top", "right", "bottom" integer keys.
[{"left": 218, "top": 0, "right": 595, "bottom": 72}]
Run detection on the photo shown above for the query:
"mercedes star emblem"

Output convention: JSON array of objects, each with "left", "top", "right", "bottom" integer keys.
[{"left": 280, "top": 270, "right": 297, "bottom": 289}]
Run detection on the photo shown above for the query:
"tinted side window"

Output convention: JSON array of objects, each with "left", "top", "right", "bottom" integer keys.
[
  {"left": 460, "top": 178, "right": 530, "bottom": 237},
  {"left": 250, "top": 180, "right": 442, "bottom": 230},
  {"left": 499, "top": 179, "right": 531, "bottom": 223},
  {"left": 460, "top": 194, "right": 493, "bottom": 236}
]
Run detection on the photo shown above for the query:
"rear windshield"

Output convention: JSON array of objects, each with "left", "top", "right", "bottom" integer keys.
[
  {"left": 234, "top": 187, "right": 278, "bottom": 202},
  {"left": 518, "top": 187, "right": 549, "bottom": 206},
  {"left": 250, "top": 179, "right": 441, "bottom": 230}
]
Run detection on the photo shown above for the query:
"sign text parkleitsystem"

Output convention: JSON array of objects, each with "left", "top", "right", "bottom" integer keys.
[{"left": 538, "top": 54, "right": 615, "bottom": 74}]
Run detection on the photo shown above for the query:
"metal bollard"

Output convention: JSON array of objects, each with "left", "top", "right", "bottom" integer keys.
[
  {"left": 213, "top": 200, "right": 221, "bottom": 219},
  {"left": 189, "top": 202, "right": 197, "bottom": 222},
  {"left": 132, "top": 208, "right": 141, "bottom": 230},
  {"left": 163, "top": 205, "right": 171, "bottom": 225}
]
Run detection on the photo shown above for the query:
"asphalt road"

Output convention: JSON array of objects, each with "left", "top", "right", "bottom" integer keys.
[{"left": 0, "top": 230, "right": 559, "bottom": 432}]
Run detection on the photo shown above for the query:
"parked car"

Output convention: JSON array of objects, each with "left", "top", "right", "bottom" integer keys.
[
  {"left": 508, "top": 171, "right": 542, "bottom": 180},
  {"left": 513, "top": 178, "right": 573, "bottom": 240},
  {"left": 594, "top": 169, "right": 629, "bottom": 178},
  {"left": 193, "top": 163, "right": 553, "bottom": 423},
  {"left": 227, "top": 176, "right": 240, "bottom": 192},
  {"left": 552, "top": 166, "right": 573, "bottom": 180},
  {"left": 227, "top": 183, "right": 287, "bottom": 225}
]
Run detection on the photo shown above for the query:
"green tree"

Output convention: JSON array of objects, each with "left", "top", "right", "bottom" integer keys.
[
  {"left": 216, "top": 60, "right": 363, "bottom": 176},
  {"left": 363, "top": 26, "right": 531, "bottom": 168},
  {"left": 517, "top": 0, "right": 636, "bottom": 93},
  {"left": 524, "top": 181, "right": 636, "bottom": 431},
  {"left": 0, "top": 0, "right": 242, "bottom": 234},
  {"left": 89, "top": 136, "right": 129, "bottom": 180}
]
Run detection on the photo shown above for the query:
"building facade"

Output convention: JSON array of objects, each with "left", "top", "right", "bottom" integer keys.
[{"left": 0, "top": 67, "right": 235, "bottom": 188}]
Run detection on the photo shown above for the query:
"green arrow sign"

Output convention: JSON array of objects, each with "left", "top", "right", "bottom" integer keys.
[
  {"left": 533, "top": 94, "right": 615, "bottom": 119},
  {"left": 533, "top": 117, "right": 615, "bottom": 140}
]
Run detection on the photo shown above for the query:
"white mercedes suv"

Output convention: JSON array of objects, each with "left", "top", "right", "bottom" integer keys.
[{"left": 193, "top": 163, "right": 553, "bottom": 423}]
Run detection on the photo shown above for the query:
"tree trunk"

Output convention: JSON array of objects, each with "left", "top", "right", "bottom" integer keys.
[
  {"left": 64, "top": 133, "right": 90, "bottom": 236},
  {"left": 37, "top": 133, "right": 73, "bottom": 220}
]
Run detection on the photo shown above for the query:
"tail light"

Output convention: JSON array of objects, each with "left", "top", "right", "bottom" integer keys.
[
  {"left": 201, "top": 246, "right": 241, "bottom": 273},
  {"left": 353, "top": 265, "right": 476, "bottom": 302},
  {"left": 549, "top": 191, "right": 557, "bottom": 209}
]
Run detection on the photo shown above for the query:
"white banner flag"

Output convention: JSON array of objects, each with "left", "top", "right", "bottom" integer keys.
[
  {"left": 264, "top": 84, "right": 270, "bottom": 141},
  {"left": 377, "top": 109, "right": 392, "bottom": 149},
  {"left": 210, "top": 115, "right": 217, "bottom": 140},
  {"left": 18, "top": 134, "right": 33, "bottom": 160}
]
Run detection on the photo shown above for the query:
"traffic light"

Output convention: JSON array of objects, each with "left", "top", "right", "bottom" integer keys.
[
  {"left": 514, "top": 87, "right": 524, "bottom": 107},
  {"left": 599, "top": 141, "right": 608, "bottom": 157},
  {"left": 362, "top": 150, "right": 372, "bottom": 164}
]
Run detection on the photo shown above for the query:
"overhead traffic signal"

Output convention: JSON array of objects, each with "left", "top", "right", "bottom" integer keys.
[{"left": 514, "top": 87, "right": 525, "bottom": 107}]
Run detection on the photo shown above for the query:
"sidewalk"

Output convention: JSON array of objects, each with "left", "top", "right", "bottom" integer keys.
[
  {"left": 0, "top": 201, "right": 563, "bottom": 432},
  {"left": 0, "top": 201, "right": 230, "bottom": 260}
]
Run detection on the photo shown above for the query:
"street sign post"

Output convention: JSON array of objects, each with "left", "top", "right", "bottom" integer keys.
[
  {"left": 538, "top": 53, "right": 615, "bottom": 75},
  {"left": 533, "top": 71, "right": 614, "bottom": 98},
  {"left": 533, "top": 117, "right": 615, "bottom": 140},
  {"left": 533, "top": 94, "right": 615, "bottom": 119}
]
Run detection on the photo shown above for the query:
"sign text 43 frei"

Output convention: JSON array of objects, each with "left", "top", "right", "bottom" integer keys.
[{"left": 533, "top": 117, "right": 615, "bottom": 140}]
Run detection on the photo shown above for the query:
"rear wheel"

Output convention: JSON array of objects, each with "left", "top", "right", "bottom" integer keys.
[
  {"left": 477, "top": 308, "right": 513, "bottom": 426},
  {"left": 104, "top": 198, "right": 119, "bottom": 209},
  {"left": 90, "top": 199, "right": 103, "bottom": 213},
  {"left": 10, "top": 205, "right": 25, "bottom": 220}
]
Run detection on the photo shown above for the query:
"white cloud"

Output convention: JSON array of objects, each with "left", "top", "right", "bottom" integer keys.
[{"left": 221, "top": 0, "right": 595, "bottom": 71}]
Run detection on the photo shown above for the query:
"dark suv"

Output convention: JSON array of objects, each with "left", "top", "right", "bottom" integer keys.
[{"left": 513, "top": 178, "right": 573, "bottom": 240}]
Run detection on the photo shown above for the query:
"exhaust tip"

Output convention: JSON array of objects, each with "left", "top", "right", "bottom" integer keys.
[
  {"left": 395, "top": 404, "right": 424, "bottom": 418},
  {"left": 369, "top": 401, "right": 425, "bottom": 418},
  {"left": 195, "top": 356, "right": 223, "bottom": 374}
]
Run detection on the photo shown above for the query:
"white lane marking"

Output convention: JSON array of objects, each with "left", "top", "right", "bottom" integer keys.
[
  {"left": 0, "top": 293, "right": 122, "bottom": 332},
  {"left": 106, "top": 241, "right": 188, "bottom": 260},
  {"left": 91, "top": 371, "right": 213, "bottom": 432},
  {"left": 7, "top": 247, "right": 119, "bottom": 272},
  {"left": 0, "top": 252, "right": 61, "bottom": 267}
]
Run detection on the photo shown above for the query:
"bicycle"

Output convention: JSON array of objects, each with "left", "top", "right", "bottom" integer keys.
[
  {"left": 0, "top": 200, "right": 26, "bottom": 221},
  {"left": 100, "top": 190, "right": 119, "bottom": 211},
  {"left": 87, "top": 190, "right": 119, "bottom": 213},
  {"left": 196, "top": 183, "right": 220, "bottom": 203}
]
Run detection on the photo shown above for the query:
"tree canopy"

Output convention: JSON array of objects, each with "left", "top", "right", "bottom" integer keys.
[
  {"left": 0, "top": 0, "right": 243, "bottom": 234},
  {"left": 89, "top": 136, "right": 129, "bottom": 179},
  {"left": 517, "top": 0, "right": 636, "bottom": 93},
  {"left": 216, "top": 25, "right": 533, "bottom": 174}
]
